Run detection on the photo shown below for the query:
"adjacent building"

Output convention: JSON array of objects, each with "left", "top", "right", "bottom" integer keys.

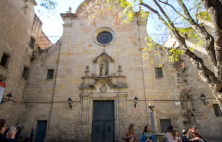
[{"left": 0, "top": 0, "right": 52, "bottom": 126}]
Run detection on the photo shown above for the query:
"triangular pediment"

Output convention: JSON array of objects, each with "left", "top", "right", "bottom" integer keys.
[{"left": 93, "top": 52, "right": 114, "bottom": 63}]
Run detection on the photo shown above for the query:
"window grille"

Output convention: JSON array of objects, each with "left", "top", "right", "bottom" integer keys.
[
  {"left": 29, "top": 37, "right": 35, "bottom": 49},
  {"left": 22, "top": 67, "right": 29, "bottom": 79},
  {"left": 47, "top": 69, "right": 54, "bottom": 79},
  {"left": 0, "top": 53, "right": 9, "bottom": 67},
  {"left": 155, "top": 68, "right": 163, "bottom": 78},
  {"left": 213, "top": 104, "right": 222, "bottom": 117}
]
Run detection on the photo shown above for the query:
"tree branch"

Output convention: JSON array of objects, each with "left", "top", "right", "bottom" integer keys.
[
  {"left": 157, "top": 0, "right": 189, "bottom": 20},
  {"left": 139, "top": 0, "right": 222, "bottom": 108},
  {"left": 176, "top": 0, "right": 218, "bottom": 71},
  {"left": 195, "top": 2, "right": 202, "bottom": 23},
  {"left": 139, "top": 2, "right": 171, "bottom": 29}
]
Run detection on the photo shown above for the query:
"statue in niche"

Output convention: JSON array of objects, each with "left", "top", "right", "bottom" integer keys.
[
  {"left": 100, "top": 61, "right": 108, "bottom": 76},
  {"left": 100, "top": 84, "right": 107, "bottom": 93}
]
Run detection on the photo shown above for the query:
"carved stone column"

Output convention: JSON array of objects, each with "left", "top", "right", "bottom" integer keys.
[
  {"left": 148, "top": 104, "right": 158, "bottom": 133},
  {"left": 80, "top": 94, "right": 89, "bottom": 124}
]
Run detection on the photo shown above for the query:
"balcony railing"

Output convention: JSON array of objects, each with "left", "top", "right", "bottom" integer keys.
[{"left": 154, "top": 133, "right": 165, "bottom": 142}]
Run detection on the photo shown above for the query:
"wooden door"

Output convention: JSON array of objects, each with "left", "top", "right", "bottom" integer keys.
[
  {"left": 34, "top": 121, "right": 47, "bottom": 142},
  {"left": 92, "top": 101, "right": 114, "bottom": 142}
]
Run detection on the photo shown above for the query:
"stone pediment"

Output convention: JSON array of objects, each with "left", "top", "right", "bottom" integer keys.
[{"left": 93, "top": 52, "right": 114, "bottom": 63}]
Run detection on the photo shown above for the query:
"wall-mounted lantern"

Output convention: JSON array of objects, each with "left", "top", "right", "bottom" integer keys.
[
  {"left": 6, "top": 93, "right": 13, "bottom": 100},
  {"left": 134, "top": 96, "right": 138, "bottom": 108},
  {"left": 68, "top": 97, "right": 72, "bottom": 109},
  {"left": 200, "top": 93, "right": 206, "bottom": 105},
  {"left": 1, "top": 93, "right": 13, "bottom": 104}
]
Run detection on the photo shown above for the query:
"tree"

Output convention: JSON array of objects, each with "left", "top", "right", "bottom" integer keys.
[
  {"left": 141, "top": 0, "right": 222, "bottom": 109},
  {"left": 129, "top": 0, "right": 222, "bottom": 109},
  {"left": 21, "top": 0, "right": 57, "bottom": 15},
  {"left": 82, "top": 0, "right": 222, "bottom": 110}
]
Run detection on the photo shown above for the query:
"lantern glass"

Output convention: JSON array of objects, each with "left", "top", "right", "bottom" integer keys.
[
  {"left": 68, "top": 98, "right": 72, "bottom": 104},
  {"left": 134, "top": 96, "right": 138, "bottom": 104},
  {"left": 201, "top": 94, "right": 205, "bottom": 100}
]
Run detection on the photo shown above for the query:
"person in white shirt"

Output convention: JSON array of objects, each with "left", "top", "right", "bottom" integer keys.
[
  {"left": 173, "top": 130, "right": 182, "bottom": 142},
  {"left": 165, "top": 125, "right": 182, "bottom": 142}
]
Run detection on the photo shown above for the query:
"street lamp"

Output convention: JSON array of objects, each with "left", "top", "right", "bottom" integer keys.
[
  {"left": 200, "top": 93, "right": 206, "bottom": 105},
  {"left": 134, "top": 96, "right": 138, "bottom": 108},
  {"left": 68, "top": 97, "right": 72, "bottom": 109}
]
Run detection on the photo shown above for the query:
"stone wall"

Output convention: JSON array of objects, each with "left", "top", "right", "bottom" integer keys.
[
  {"left": 163, "top": 19, "right": 222, "bottom": 140},
  {"left": 0, "top": 0, "right": 33, "bottom": 126},
  {"left": 0, "top": 0, "right": 51, "bottom": 129},
  {"left": 18, "top": 39, "right": 62, "bottom": 139}
]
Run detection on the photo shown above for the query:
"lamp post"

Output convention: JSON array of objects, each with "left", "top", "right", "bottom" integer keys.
[
  {"left": 200, "top": 94, "right": 206, "bottom": 105},
  {"left": 134, "top": 96, "right": 138, "bottom": 108},
  {"left": 148, "top": 103, "right": 158, "bottom": 133},
  {"left": 68, "top": 97, "right": 72, "bottom": 109}
]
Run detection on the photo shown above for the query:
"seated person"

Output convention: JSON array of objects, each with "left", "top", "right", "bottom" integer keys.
[
  {"left": 165, "top": 125, "right": 181, "bottom": 142},
  {"left": 141, "top": 125, "right": 157, "bottom": 142},
  {"left": 174, "top": 130, "right": 182, "bottom": 142},
  {"left": 188, "top": 126, "right": 207, "bottom": 142},
  {"left": 0, "top": 119, "right": 17, "bottom": 142}
]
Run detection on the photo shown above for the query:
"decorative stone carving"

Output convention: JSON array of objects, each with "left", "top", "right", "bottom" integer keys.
[
  {"left": 118, "top": 65, "right": 123, "bottom": 76},
  {"left": 67, "top": 7, "right": 72, "bottom": 13},
  {"left": 100, "top": 84, "right": 107, "bottom": 93},
  {"left": 69, "top": 7, "right": 72, "bottom": 12},
  {"left": 101, "top": 61, "right": 108, "bottom": 76},
  {"left": 93, "top": 52, "right": 114, "bottom": 63},
  {"left": 85, "top": 66, "right": 90, "bottom": 76},
  {"left": 79, "top": 53, "right": 128, "bottom": 93}
]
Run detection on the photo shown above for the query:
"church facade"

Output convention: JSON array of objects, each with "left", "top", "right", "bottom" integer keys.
[{"left": 4, "top": 0, "right": 221, "bottom": 141}]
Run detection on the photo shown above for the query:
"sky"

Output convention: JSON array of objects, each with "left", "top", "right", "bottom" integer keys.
[
  {"left": 35, "top": 0, "right": 84, "bottom": 43},
  {"left": 34, "top": 0, "right": 198, "bottom": 44}
]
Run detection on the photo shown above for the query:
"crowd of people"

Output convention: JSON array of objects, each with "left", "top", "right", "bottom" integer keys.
[
  {"left": 0, "top": 119, "right": 34, "bottom": 142},
  {"left": 122, "top": 124, "right": 207, "bottom": 142},
  {"left": 1, "top": 118, "right": 207, "bottom": 142}
]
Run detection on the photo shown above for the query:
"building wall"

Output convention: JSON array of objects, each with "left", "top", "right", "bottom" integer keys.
[
  {"left": 17, "top": 1, "right": 222, "bottom": 142},
  {"left": 18, "top": 40, "right": 61, "bottom": 139},
  {"left": 0, "top": 0, "right": 51, "bottom": 128},
  {"left": 163, "top": 19, "right": 222, "bottom": 140}
]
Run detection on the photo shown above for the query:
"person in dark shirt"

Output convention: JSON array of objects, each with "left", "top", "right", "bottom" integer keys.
[
  {"left": 0, "top": 119, "right": 17, "bottom": 142},
  {"left": 15, "top": 125, "right": 21, "bottom": 141},
  {"left": 188, "top": 126, "right": 206, "bottom": 142},
  {"left": 182, "top": 129, "right": 191, "bottom": 142},
  {"left": 30, "top": 127, "right": 34, "bottom": 142},
  {"left": 182, "top": 129, "right": 200, "bottom": 142}
]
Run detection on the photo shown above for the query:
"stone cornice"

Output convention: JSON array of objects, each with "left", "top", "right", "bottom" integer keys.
[
  {"left": 60, "top": 13, "right": 77, "bottom": 21},
  {"left": 81, "top": 76, "right": 126, "bottom": 79}
]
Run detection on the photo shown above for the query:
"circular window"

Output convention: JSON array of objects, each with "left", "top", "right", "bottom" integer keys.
[
  {"left": 97, "top": 32, "right": 113, "bottom": 45},
  {"left": 93, "top": 27, "right": 115, "bottom": 46}
]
